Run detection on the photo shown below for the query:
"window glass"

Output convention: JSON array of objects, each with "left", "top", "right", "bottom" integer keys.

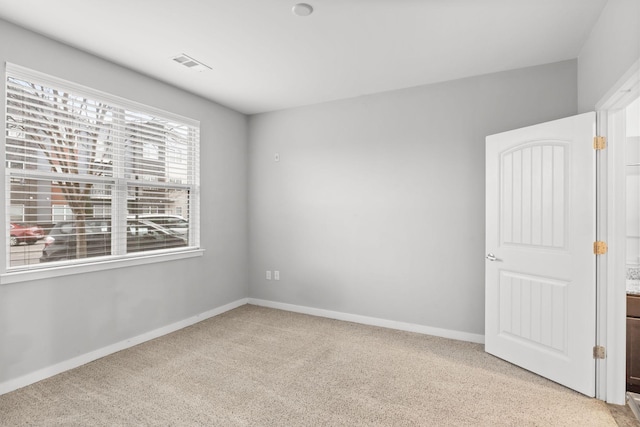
[{"left": 5, "top": 64, "right": 199, "bottom": 271}]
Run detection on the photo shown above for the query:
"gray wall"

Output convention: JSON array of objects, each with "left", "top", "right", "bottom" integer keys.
[
  {"left": 0, "top": 19, "right": 249, "bottom": 384},
  {"left": 578, "top": 0, "right": 640, "bottom": 112},
  {"left": 248, "top": 61, "right": 578, "bottom": 336}
]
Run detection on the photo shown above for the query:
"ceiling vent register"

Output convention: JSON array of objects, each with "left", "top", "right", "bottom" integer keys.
[{"left": 171, "top": 54, "right": 212, "bottom": 72}]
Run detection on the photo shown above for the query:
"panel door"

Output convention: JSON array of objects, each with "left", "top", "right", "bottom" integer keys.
[{"left": 485, "top": 112, "right": 596, "bottom": 396}]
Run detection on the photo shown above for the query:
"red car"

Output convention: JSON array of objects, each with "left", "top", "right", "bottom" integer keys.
[{"left": 10, "top": 223, "right": 44, "bottom": 246}]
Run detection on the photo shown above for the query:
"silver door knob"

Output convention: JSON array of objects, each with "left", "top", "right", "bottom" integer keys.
[{"left": 486, "top": 253, "right": 498, "bottom": 261}]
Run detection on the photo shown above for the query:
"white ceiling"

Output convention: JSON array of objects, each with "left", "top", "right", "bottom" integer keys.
[{"left": 0, "top": 0, "right": 608, "bottom": 115}]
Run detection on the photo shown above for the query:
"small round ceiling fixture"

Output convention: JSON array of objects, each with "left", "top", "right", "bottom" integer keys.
[{"left": 292, "top": 3, "right": 313, "bottom": 17}]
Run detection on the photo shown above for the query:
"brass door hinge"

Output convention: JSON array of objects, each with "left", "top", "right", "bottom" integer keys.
[
  {"left": 594, "top": 136, "right": 607, "bottom": 150},
  {"left": 593, "top": 345, "right": 606, "bottom": 359},
  {"left": 594, "top": 241, "right": 608, "bottom": 255}
]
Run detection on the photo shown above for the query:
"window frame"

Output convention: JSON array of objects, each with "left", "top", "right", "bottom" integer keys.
[{"left": 2, "top": 63, "right": 202, "bottom": 284}]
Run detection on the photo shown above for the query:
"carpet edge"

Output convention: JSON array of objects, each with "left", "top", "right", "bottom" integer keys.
[
  {"left": 0, "top": 297, "right": 249, "bottom": 396},
  {"left": 248, "top": 298, "right": 485, "bottom": 344}
]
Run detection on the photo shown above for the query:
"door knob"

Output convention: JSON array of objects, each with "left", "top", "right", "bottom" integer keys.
[{"left": 486, "top": 253, "right": 499, "bottom": 261}]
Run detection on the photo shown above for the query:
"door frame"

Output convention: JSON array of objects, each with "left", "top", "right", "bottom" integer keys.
[{"left": 596, "top": 59, "right": 640, "bottom": 405}]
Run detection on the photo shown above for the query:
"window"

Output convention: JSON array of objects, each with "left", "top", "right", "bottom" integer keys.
[
  {"left": 9, "top": 204, "right": 24, "bottom": 222},
  {"left": 52, "top": 205, "right": 74, "bottom": 222},
  {"left": 5, "top": 64, "right": 200, "bottom": 272}
]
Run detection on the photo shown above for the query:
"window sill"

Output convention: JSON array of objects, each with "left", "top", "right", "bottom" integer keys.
[{"left": 1, "top": 249, "right": 205, "bottom": 285}]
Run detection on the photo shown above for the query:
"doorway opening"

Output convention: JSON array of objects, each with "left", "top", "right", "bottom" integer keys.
[
  {"left": 597, "top": 60, "right": 640, "bottom": 405},
  {"left": 623, "top": 97, "right": 640, "bottom": 396}
]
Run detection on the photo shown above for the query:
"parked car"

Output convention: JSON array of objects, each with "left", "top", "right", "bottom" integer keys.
[
  {"left": 10, "top": 223, "right": 45, "bottom": 246},
  {"left": 134, "top": 214, "right": 189, "bottom": 237},
  {"left": 40, "top": 218, "right": 187, "bottom": 262}
]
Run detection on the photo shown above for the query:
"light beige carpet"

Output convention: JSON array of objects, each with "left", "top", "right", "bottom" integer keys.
[{"left": 0, "top": 305, "right": 617, "bottom": 426}]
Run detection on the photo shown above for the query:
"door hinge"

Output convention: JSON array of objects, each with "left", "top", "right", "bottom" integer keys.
[
  {"left": 594, "top": 241, "right": 608, "bottom": 255},
  {"left": 594, "top": 136, "right": 607, "bottom": 150},
  {"left": 593, "top": 345, "right": 606, "bottom": 359}
]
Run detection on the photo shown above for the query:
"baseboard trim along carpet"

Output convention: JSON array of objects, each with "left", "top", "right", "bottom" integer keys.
[
  {"left": 248, "top": 298, "right": 485, "bottom": 344},
  {"left": 0, "top": 297, "right": 249, "bottom": 396},
  {"left": 1, "top": 297, "right": 485, "bottom": 396}
]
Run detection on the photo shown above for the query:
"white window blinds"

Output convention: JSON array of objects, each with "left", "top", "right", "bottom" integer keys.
[{"left": 5, "top": 63, "right": 200, "bottom": 271}]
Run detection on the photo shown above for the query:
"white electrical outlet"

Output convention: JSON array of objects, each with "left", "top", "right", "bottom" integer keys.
[
  {"left": 266, "top": 270, "right": 272, "bottom": 280},
  {"left": 274, "top": 271, "right": 280, "bottom": 280},
  {"left": 274, "top": 153, "right": 280, "bottom": 162}
]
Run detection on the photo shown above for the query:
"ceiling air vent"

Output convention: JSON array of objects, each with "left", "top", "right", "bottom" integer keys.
[{"left": 171, "top": 54, "right": 212, "bottom": 72}]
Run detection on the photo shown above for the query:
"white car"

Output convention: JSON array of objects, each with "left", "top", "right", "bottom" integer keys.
[{"left": 134, "top": 214, "right": 188, "bottom": 237}]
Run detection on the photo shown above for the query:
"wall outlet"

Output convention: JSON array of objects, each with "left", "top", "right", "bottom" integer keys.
[
  {"left": 274, "top": 270, "right": 280, "bottom": 280},
  {"left": 274, "top": 153, "right": 280, "bottom": 162},
  {"left": 266, "top": 270, "right": 272, "bottom": 280}
]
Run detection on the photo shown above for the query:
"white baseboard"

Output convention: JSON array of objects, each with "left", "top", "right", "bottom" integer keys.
[
  {"left": 0, "top": 297, "right": 249, "bottom": 396},
  {"left": 1, "top": 297, "right": 484, "bottom": 396},
  {"left": 248, "top": 298, "right": 485, "bottom": 344}
]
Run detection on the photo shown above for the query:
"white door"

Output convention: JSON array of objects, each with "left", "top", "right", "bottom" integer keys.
[{"left": 485, "top": 112, "right": 596, "bottom": 396}]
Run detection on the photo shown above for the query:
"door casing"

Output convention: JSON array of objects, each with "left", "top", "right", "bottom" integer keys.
[{"left": 596, "top": 59, "right": 640, "bottom": 405}]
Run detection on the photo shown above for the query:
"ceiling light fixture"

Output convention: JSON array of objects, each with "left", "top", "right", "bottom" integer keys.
[
  {"left": 292, "top": 3, "right": 313, "bottom": 17},
  {"left": 171, "top": 54, "right": 212, "bottom": 72}
]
